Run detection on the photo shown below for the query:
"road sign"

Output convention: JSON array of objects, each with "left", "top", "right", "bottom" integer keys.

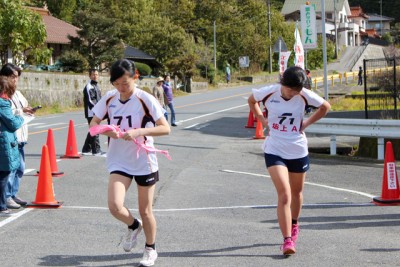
[
  {"left": 239, "top": 56, "right": 249, "bottom": 68},
  {"left": 273, "top": 37, "right": 288, "bottom": 53}
]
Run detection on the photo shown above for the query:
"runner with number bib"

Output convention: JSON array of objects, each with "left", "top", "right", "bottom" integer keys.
[
  {"left": 248, "top": 66, "right": 330, "bottom": 256},
  {"left": 90, "top": 59, "right": 170, "bottom": 266}
]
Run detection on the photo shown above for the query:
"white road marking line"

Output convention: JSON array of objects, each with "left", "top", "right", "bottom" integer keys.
[
  {"left": 184, "top": 123, "right": 200, "bottom": 129},
  {"left": 60, "top": 202, "right": 374, "bottom": 212},
  {"left": 177, "top": 104, "right": 248, "bottom": 124},
  {"left": 222, "top": 169, "right": 271, "bottom": 178},
  {"left": 35, "top": 122, "right": 66, "bottom": 129},
  {"left": 0, "top": 209, "right": 32, "bottom": 228},
  {"left": 221, "top": 169, "right": 375, "bottom": 199},
  {"left": 28, "top": 123, "right": 45, "bottom": 127},
  {"left": 24, "top": 168, "right": 35, "bottom": 174}
]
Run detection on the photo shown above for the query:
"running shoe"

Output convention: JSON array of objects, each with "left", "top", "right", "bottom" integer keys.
[
  {"left": 291, "top": 224, "right": 300, "bottom": 243},
  {"left": 6, "top": 198, "right": 21, "bottom": 209},
  {"left": 281, "top": 238, "right": 296, "bottom": 255},
  {"left": 139, "top": 247, "right": 158, "bottom": 266},
  {"left": 13, "top": 196, "right": 28, "bottom": 206},
  {"left": 122, "top": 219, "right": 142, "bottom": 252}
]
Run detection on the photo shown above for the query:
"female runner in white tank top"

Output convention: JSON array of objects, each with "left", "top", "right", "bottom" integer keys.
[{"left": 248, "top": 66, "right": 330, "bottom": 255}]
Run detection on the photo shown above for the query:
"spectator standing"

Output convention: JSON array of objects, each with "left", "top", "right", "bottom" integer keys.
[
  {"left": 82, "top": 69, "right": 104, "bottom": 156},
  {"left": 0, "top": 76, "right": 24, "bottom": 216},
  {"left": 152, "top": 77, "right": 168, "bottom": 120},
  {"left": 0, "top": 63, "right": 34, "bottom": 209},
  {"left": 226, "top": 63, "right": 231, "bottom": 83},
  {"left": 162, "top": 75, "right": 177, "bottom": 126},
  {"left": 358, "top": 66, "right": 363, "bottom": 86},
  {"left": 304, "top": 69, "right": 312, "bottom": 90}
]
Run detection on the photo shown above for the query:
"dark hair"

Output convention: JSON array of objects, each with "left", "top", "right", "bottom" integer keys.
[
  {"left": 89, "top": 69, "right": 98, "bottom": 76},
  {"left": 280, "top": 66, "right": 307, "bottom": 91},
  {"left": 0, "top": 76, "right": 16, "bottom": 98},
  {"left": 0, "top": 63, "right": 22, "bottom": 77},
  {"left": 110, "top": 59, "right": 136, "bottom": 83}
]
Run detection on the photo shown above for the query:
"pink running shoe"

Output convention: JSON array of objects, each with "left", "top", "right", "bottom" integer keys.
[
  {"left": 291, "top": 224, "right": 300, "bottom": 242},
  {"left": 281, "top": 238, "right": 296, "bottom": 255}
]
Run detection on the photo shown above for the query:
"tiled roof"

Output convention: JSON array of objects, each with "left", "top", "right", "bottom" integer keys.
[
  {"left": 124, "top": 46, "right": 156, "bottom": 60},
  {"left": 28, "top": 7, "right": 78, "bottom": 44},
  {"left": 282, "top": 0, "right": 346, "bottom": 14},
  {"left": 349, "top": 6, "right": 368, "bottom": 19}
]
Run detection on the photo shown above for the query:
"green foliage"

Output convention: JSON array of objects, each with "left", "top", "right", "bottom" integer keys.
[
  {"left": 383, "top": 32, "right": 394, "bottom": 44},
  {"left": 69, "top": 3, "right": 124, "bottom": 69},
  {"left": 46, "top": 0, "right": 77, "bottom": 23},
  {"left": 135, "top": 62, "right": 152, "bottom": 76},
  {"left": 306, "top": 35, "right": 335, "bottom": 70},
  {"left": 0, "top": 0, "right": 51, "bottom": 64},
  {"left": 58, "top": 50, "right": 89, "bottom": 72}
]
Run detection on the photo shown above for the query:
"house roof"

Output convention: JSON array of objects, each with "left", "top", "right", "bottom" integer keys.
[
  {"left": 28, "top": 7, "right": 78, "bottom": 44},
  {"left": 349, "top": 6, "right": 369, "bottom": 19},
  {"left": 124, "top": 46, "right": 156, "bottom": 60},
  {"left": 124, "top": 45, "right": 162, "bottom": 68},
  {"left": 282, "top": 0, "right": 347, "bottom": 14},
  {"left": 367, "top": 13, "right": 395, "bottom": 22}
]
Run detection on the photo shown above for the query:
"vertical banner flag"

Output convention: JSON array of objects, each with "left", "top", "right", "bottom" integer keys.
[
  {"left": 300, "top": 4, "right": 317, "bottom": 49},
  {"left": 294, "top": 24, "right": 305, "bottom": 69},
  {"left": 279, "top": 51, "right": 292, "bottom": 74}
]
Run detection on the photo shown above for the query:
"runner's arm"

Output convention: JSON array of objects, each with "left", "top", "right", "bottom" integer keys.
[{"left": 301, "top": 100, "right": 331, "bottom": 131}]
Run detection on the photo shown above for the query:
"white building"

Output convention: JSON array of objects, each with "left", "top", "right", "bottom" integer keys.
[{"left": 281, "top": 0, "right": 363, "bottom": 47}]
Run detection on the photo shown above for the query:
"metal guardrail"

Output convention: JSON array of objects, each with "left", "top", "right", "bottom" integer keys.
[{"left": 305, "top": 118, "right": 400, "bottom": 160}]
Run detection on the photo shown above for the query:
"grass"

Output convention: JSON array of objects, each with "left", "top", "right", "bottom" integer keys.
[
  {"left": 330, "top": 97, "right": 365, "bottom": 111},
  {"left": 33, "top": 104, "right": 81, "bottom": 116}
]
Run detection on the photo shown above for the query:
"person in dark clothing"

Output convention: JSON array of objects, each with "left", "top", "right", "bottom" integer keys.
[
  {"left": 82, "top": 69, "right": 104, "bottom": 156},
  {"left": 358, "top": 66, "right": 363, "bottom": 86}
]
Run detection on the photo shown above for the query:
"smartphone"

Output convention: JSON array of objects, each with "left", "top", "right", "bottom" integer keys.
[{"left": 32, "top": 105, "right": 42, "bottom": 111}]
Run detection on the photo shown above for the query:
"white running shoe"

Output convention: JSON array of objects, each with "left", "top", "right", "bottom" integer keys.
[
  {"left": 139, "top": 247, "right": 158, "bottom": 266},
  {"left": 122, "top": 219, "right": 142, "bottom": 252}
]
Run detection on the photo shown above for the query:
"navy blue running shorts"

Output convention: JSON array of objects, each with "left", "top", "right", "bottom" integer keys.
[
  {"left": 110, "top": 171, "right": 159, "bottom": 186},
  {"left": 264, "top": 153, "right": 310, "bottom": 173}
]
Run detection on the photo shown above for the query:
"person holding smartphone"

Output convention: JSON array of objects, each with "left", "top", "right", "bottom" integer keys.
[{"left": 0, "top": 63, "right": 36, "bottom": 209}]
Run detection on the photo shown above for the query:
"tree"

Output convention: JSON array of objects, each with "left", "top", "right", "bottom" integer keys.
[
  {"left": 0, "top": 0, "right": 51, "bottom": 65},
  {"left": 46, "top": 0, "right": 77, "bottom": 23},
  {"left": 68, "top": 3, "right": 124, "bottom": 69},
  {"left": 306, "top": 35, "right": 335, "bottom": 70}
]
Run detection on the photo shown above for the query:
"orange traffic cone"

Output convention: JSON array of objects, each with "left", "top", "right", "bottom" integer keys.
[
  {"left": 253, "top": 120, "right": 265, "bottom": 139},
  {"left": 28, "top": 145, "right": 63, "bottom": 208},
  {"left": 245, "top": 110, "right": 256, "bottom": 128},
  {"left": 37, "top": 129, "right": 64, "bottom": 177},
  {"left": 61, "top": 120, "right": 81, "bottom": 159},
  {"left": 373, "top": 141, "right": 400, "bottom": 205}
]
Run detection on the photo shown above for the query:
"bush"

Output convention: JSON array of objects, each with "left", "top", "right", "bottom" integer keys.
[
  {"left": 58, "top": 50, "right": 89, "bottom": 73},
  {"left": 135, "top": 62, "right": 152, "bottom": 76},
  {"left": 197, "top": 63, "right": 215, "bottom": 83}
]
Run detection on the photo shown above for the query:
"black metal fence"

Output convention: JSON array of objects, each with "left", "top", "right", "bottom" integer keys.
[{"left": 363, "top": 57, "right": 399, "bottom": 119}]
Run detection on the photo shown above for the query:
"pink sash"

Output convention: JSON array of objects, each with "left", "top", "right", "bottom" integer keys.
[{"left": 89, "top": 124, "right": 171, "bottom": 160}]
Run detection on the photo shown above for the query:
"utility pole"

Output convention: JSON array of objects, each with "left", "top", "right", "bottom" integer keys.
[
  {"left": 380, "top": 0, "right": 383, "bottom": 35},
  {"left": 213, "top": 20, "right": 217, "bottom": 71},
  {"left": 334, "top": 0, "right": 338, "bottom": 59},
  {"left": 321, "top": 0, "right": 328, "bottom": 100},
  {"left": 268, "top": 0, "right": 272, "bottom": 73}
]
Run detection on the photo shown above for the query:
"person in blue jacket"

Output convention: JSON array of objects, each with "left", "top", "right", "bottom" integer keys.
[{"left": 0, "top": 76, "right": 24, "bottom": 216}]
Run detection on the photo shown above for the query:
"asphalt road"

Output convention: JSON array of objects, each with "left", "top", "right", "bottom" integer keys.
[{"left": 1, "top": 84, "right": 399, "bottom": 267}]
